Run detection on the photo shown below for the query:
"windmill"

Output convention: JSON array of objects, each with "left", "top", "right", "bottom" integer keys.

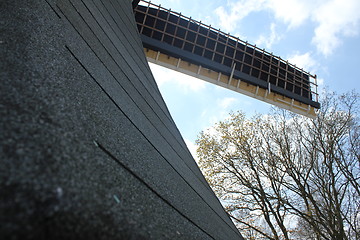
[{"left": 133, "top": 0, "right": 320, "bottom": 118}]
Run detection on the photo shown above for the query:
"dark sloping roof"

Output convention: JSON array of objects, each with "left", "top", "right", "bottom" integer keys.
[{"left": 0, "top": 0, "right": 243, "bottom": 239}]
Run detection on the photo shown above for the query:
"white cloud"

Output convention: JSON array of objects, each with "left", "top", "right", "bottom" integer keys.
[
  {"left": 218, "top": 97, "right": 238, "bottom": 109},
  {"left": 214, "top": 0, "right": 266, "bottom": 32},
  {"left": 312, "top": 0, "right": 360, "bottom": 56},
  {"left": 199, "top": 97, "right": 239, "bottom": 128},
  {"left": 255, "top": 23, "right": 282, "bottom": 49},
  {"left": 287, "top": 52, "right": 317, "bottom": 72},
  {"left": 213, "top": 0, "right": 360, "bottom": 56},
  {"left": 149, "top": 63, "right": 206, "bottom": 92},
  {"left": 317, "top": 78, "right": 324, "bottom": 86},
  {"left": 214, "top": 0, "right": 311, "bottom": 33},
  {"left": 265, "top": 0, "right": 314, "bottom": 28}
]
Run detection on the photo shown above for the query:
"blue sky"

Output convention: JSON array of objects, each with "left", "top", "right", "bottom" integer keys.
[{"left": 144, "top": 0, "right": 360, "bottom": 155}]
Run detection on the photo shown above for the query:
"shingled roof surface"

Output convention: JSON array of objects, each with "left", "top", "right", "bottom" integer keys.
[{"left": 0, "top": 0, "right": 243, "bottom": 239}]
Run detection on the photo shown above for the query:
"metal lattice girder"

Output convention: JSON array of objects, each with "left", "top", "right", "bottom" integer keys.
[{"left": 134, "top": 1, "right": 320, "bottom": 117}]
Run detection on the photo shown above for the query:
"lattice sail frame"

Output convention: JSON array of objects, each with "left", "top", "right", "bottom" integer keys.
[{"left": 134, "top": 1, "right": 320, "bottom": 118}]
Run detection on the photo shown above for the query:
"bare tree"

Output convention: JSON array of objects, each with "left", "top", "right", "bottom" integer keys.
[{"left": 196, "top": 91, "right": 359, "bottom": 240}]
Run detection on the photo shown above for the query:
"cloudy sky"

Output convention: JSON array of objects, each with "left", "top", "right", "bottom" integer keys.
[{"left": 142, "top": 0, "right": 360, "bottom": 156}]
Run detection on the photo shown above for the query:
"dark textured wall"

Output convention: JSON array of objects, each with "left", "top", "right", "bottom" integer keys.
[{"left": 0, "top": 0, "right": 243, "bottom": 239}]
